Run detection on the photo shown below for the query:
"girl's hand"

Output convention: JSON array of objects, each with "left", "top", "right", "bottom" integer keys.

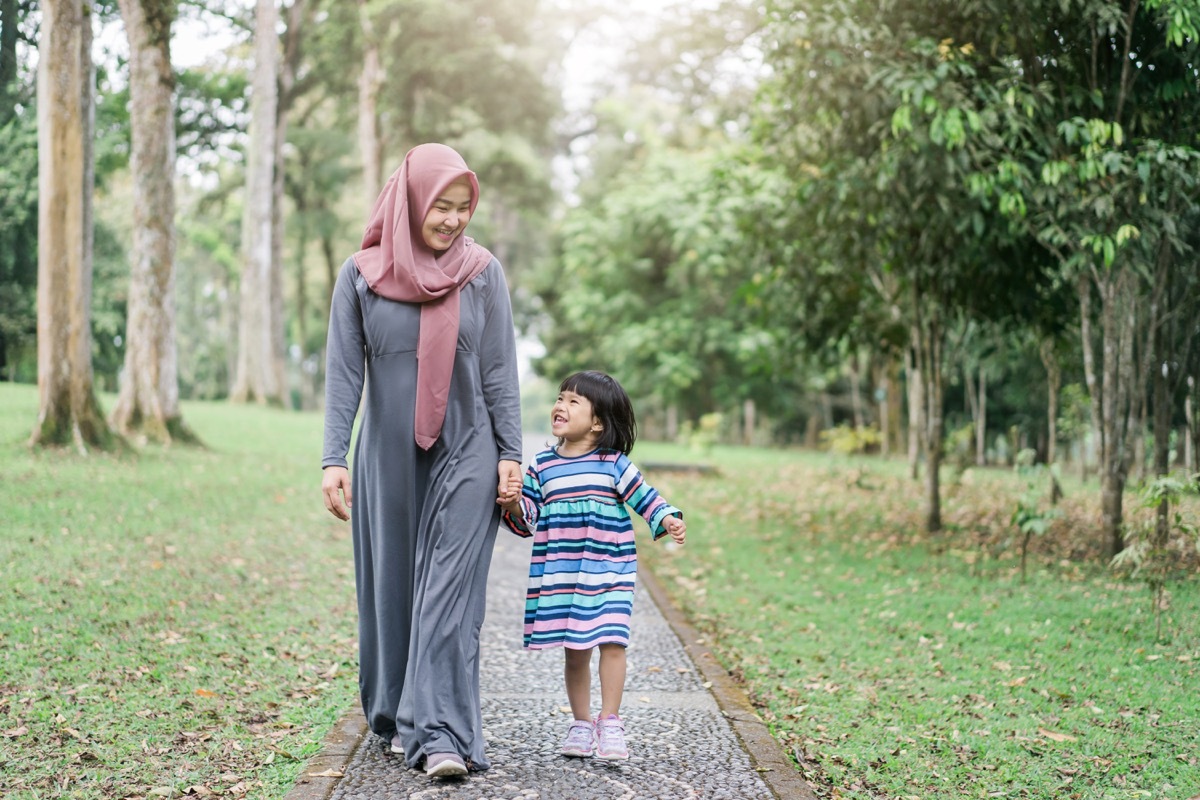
[{"left": 662, "top": 515, "right": 686, "bottom": 545}]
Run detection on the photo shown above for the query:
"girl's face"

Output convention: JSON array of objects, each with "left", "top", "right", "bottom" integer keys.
[
  {"left": 421, "top": 179, "right": 473, "bottom": 253},
  {"left": 551, "top": 390, "right": 601, "bottom": 446}
]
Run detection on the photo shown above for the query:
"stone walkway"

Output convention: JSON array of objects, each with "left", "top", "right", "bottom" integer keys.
[{"left": 287, "top": 441, "right": 816, "bottom": 800}]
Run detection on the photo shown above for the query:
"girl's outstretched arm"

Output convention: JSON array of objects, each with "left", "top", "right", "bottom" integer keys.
[{"left": 613, "top": 453, "right": 683, "bottom": 541}]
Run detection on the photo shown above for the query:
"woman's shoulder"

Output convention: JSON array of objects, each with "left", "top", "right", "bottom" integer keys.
[
  {"left": 478, "top": 256, "right": 505, "bottom": 283},
  {"left": 336, "top": 256, "right": 366, "bottom": 287}
]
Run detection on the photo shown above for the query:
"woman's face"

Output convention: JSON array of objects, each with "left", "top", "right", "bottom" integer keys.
[{"left": 421, "top": 179, "right": 473, "bottom": 253}]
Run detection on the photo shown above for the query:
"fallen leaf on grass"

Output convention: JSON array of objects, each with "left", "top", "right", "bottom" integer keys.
[
  {"left": 307, "top": 769, "right": 344, "bottom": 778},
  {"left": 194, "top": 689, "right": 217, "bottom": 698},
  {"left": 1037, "top": 728, "right": 1077, "bottom": 742},
  {"left": 3, "top": 726, "right": 28, "bottom": 738}
]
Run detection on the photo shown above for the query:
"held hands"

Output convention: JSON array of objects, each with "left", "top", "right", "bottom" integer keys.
[
  {"left": 662, "top": 514, "right": 686, "bottom": 545},
  {"left": 322, "top": 466, "right": 352, "bottom": 521},
  {"left": 497, "top": 460, "right": 523, "bottom": 516}
]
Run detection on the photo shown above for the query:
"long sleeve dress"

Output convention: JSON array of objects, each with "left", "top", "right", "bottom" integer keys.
[
  {"left": 322, "top": 257, "right": 522, "bottom": 770},
  {"left": 501, "top": 447, "right": 681, "bottom": 650}
]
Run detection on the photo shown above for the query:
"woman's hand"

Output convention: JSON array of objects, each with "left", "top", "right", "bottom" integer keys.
[
  {"left": 497, "top": 460, "right": 522, "bottom": 502},
  {"left": 323, "top": 466, "right": 352, "bottom": 521}
]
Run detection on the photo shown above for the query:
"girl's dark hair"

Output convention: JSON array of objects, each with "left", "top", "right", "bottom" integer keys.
[{"left": 559, "top": 370, "right": 637, "bottom": 455}]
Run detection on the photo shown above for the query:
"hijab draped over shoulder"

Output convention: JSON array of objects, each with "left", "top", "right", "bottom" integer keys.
[{"left": 353, "top": 143, "right": 495, "bottom": 450}]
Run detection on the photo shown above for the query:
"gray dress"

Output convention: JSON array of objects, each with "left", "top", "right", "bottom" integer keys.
[{"left": 321, "top": 257, "right": 522, "bottom": 770}]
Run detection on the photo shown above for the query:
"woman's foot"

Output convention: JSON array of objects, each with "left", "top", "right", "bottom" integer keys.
[
  {"left": 424, "top": 751, "right": 468, "bottom": 778},
  {"left": 560, "top": 719, "right": 595, "bottom": 757},
  {"left": 389, "top": 733, "right": 404, "bottom": 755}
]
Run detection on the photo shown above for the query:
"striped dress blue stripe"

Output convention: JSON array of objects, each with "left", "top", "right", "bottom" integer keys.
[{"left": 502, "top": 447, "right": 682, "bottom": 650}]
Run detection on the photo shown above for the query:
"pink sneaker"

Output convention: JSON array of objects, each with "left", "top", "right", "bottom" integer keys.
[
  {"left": 594, "top": 715, "right": 628, "bottom": 760},
  {"left": 560, "top": 719, "right": 595, "bottom": 757}
]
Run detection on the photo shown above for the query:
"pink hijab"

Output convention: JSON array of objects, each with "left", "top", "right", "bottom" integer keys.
[{"left": 353, "top": 143, "right": 494, "bottom": 450}]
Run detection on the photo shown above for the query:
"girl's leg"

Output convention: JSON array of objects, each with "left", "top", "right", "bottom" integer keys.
[
  {"left": 597, "top": 643, "right": 627, "bottom": 719},
  {"left": 564, "top": 647, "right": 594, "bottom": 720}
]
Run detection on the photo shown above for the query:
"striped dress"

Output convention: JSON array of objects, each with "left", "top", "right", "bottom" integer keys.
[{"left": 502, "top": 447, "right": 682, "bottom": 650}]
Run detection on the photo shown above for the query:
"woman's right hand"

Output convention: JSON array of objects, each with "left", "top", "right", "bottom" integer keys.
[{"left": 323, "top": 466, "right": 353, "bottom": 521}]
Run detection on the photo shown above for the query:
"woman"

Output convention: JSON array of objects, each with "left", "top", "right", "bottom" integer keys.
[{"left": 320, "top": 143, "right": 523, "bottom": 778}]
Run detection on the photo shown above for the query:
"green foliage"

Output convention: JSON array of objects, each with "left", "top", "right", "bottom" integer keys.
[
  {"left": 1010, "top": 448, "right": 1063, "bottom": 583},
  {"left": 534, "top": 145, "right": 782, "bottom": 425},
  {"left": 1056, "top": 383, "right": 1092, "bottom": 445},
  {"left": 1112, "top": 475, "right": 1200, "bottom": 640},
  {"left": 678, "top": 411, "right": 723, "bottom": 455},
  {"left": 944, "top": 422, "right": 976, "bottom": 470},
  {"left": 642, "top": 442, "right": 1200, "bottom": 799},
  {"left": 0, "top": 106, "right": 36, "bottom": 381},
  {"left": 819, "top": 423, "right": 881, "bottom": 455}
]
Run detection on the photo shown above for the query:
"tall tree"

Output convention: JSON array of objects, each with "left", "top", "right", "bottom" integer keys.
[
  {"left": 969, "top": 0, "right": 1200, "bottom": 555},
  {"left": 356, "top": 0, "right": 383, "bottom": 209},
  {"left": 110, "top": 0, "right": 197, "bottom": 443},
  {"left": 32, "top": 0, "right": 118, "bottom": 451},
  {"left": 229, "top": 0, "right": 283, "bottom": 405}
]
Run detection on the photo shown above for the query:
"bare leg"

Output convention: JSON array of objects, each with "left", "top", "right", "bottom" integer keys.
[
  {"left": 597, "top": 643, "right": 626, "bottom": 719},
  {"left": 564, "top": 647, "right": 593, "bottom": 721}
]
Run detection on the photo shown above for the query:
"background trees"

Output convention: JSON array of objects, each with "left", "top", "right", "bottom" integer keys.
[{"left": 19, "top": 0, "right": 1200, "bottom": 551}]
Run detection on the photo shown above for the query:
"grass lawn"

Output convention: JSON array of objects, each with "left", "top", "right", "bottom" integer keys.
[
  {"left": 637, "top": 444, "right": 1200, "bottom": 799},
  {"left": 3, "top": 383, "right": 1197, "bottom": 800},
  {"left": 0, "top": 383, "right": 359, "bottom": 799}
]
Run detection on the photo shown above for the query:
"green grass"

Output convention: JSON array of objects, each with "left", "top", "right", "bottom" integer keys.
[
  {"left": 4, "top": 384, "right": 1198, "bottom": 799},
  {"left": 0, "top": 383, "right": 359, "bottom": 800},
  {"left": 639, "top": 446, "right": 1200, "bottom": 800}
]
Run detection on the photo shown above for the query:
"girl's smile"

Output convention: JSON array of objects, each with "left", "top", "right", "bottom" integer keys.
[{"left": 551, "top": 390, "right": 601, "bottom": 452}]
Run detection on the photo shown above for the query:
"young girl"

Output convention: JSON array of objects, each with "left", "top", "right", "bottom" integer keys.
[{"left": 497, "top": 370, "right": 686, "bottom": 761}]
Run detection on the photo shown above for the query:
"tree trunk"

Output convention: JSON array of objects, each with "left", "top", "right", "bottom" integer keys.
[
  {"left": 1079, "top": 274, "right": 1102, "bottom": 482},
  {"left": 31, "top": 0, "right": 117, "bottom": 452},
  {"left": 848, "top": 351, "right": 865, "bottom": 430},
  {"left": 1096, "top": 270, "right": 1148, "bottom": 559},
  {"left": 357, "top": 0, "right": 383, "bottom": 207},
  {"left": 1187, "top": 377, "right": 1196, "bottom": 474},
  {"left": 911, "top": 282, "right": 942, "bottom": 533},
  {"left": 1039, "top": 339, "right": 1060, "bottom": 466},
  {"left": 920, "top": 318, "right": 943, "bottom": 533},
  {"left": 975, "top": 370, "right": 986, "bottom": 466},
  {"left": 269, "top": 0, "right": 310, "bottom": 411},
  {"left": 110, "top": 0, "right": 196, "bottom": 445},
  {"left": 1153, "top": 317, "right": 1171, "bottom": 548},
  {"left": 873, "top": 359, "right": 894, "bottom": 457},
  {"left": 230, "top": 0, "right": 283, "bottom": 405},
  {"left": 742, "top": 398, "right": 755, "bottom": 445},
  {"left": 906, "top": 341, "right": 923, "bottom": 480}
]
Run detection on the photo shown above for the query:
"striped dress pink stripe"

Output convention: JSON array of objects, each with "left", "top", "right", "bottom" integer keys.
[{"left": 502, "top": 447, "right": 682, "bottom": 649}]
